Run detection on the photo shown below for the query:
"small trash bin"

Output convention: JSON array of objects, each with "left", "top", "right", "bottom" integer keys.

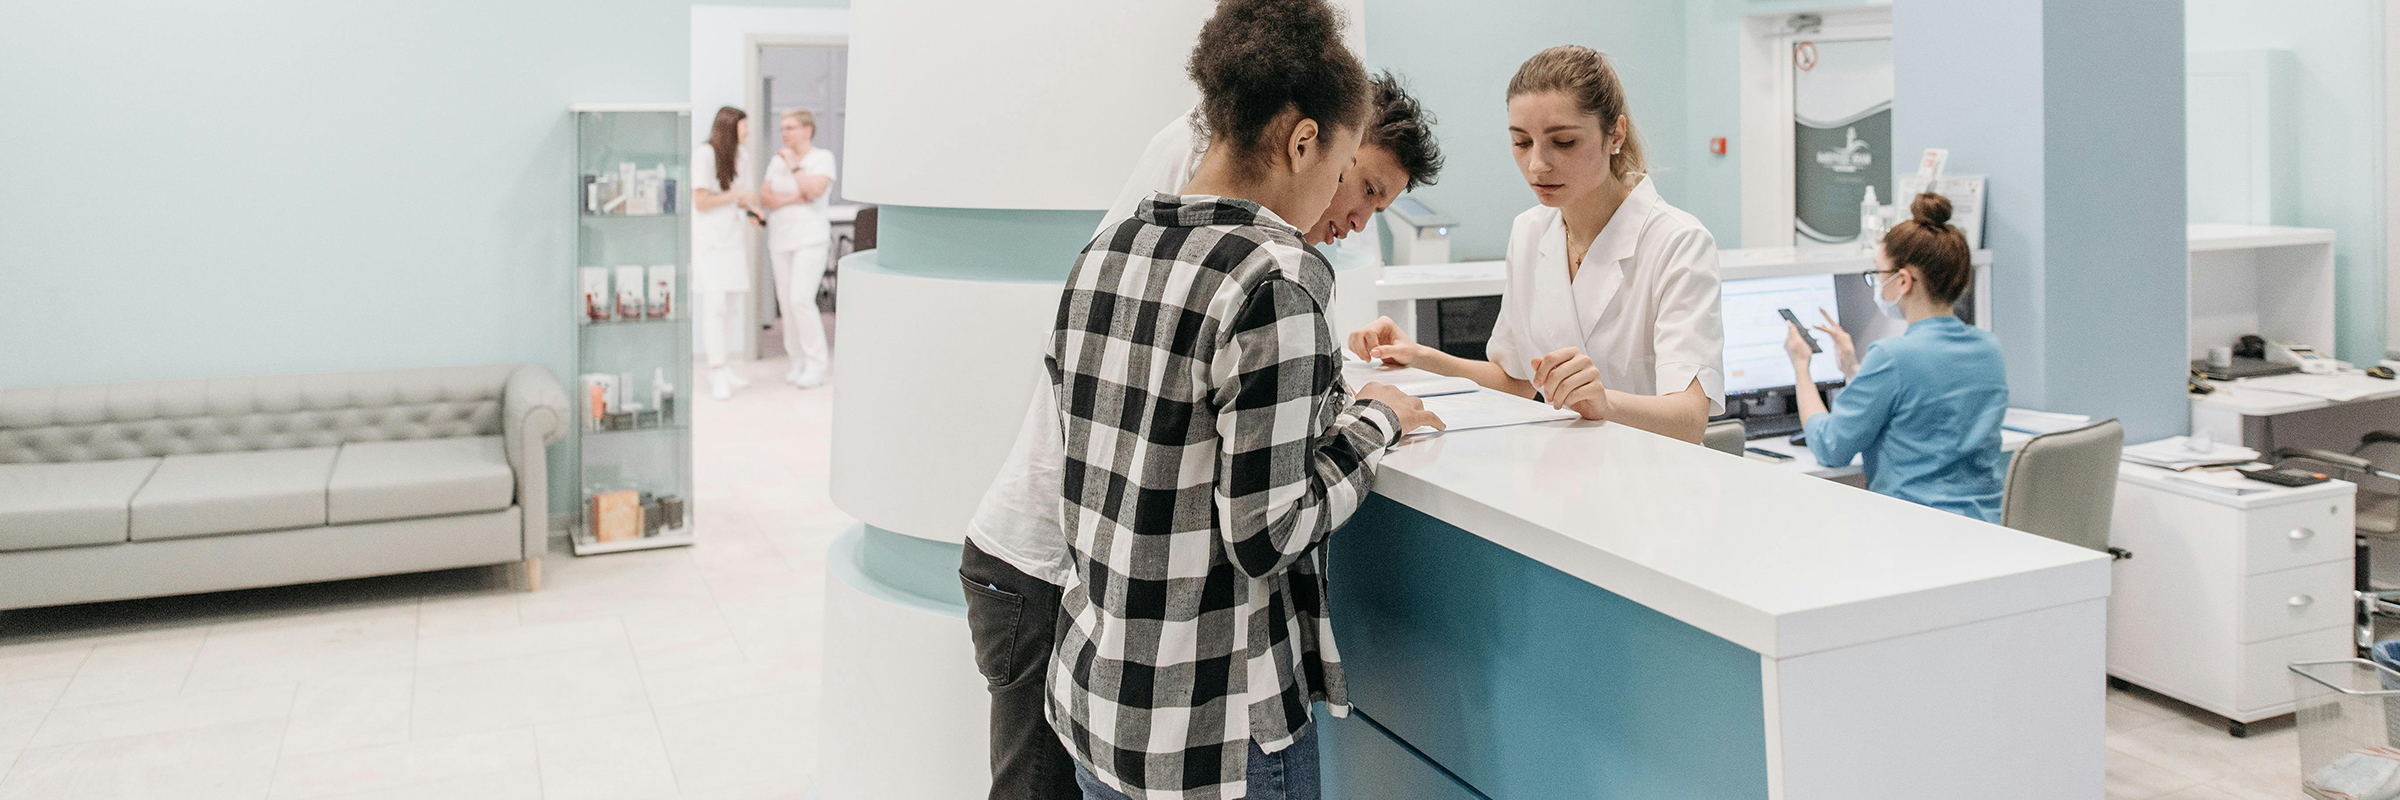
[{"left": 2291, "top": 658, "right": 2400, "bottom": 798}]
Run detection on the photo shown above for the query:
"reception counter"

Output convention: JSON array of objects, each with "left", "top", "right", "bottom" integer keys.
[{"left": 1319, "top": 418, "right": 2111, "bottom": 799}]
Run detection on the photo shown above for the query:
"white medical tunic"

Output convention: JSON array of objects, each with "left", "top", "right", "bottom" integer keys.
[
  {"left": 691, "top": 147, "right": 753, "bottom": 295},
  {"left": 1486, "top": 176, "right": 1726, "bottom": 415},
  {"left": 764, "top": 147, "right": 838, "bottom": 252}
]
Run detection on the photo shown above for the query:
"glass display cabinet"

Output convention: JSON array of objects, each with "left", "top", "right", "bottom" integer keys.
[{"left": 570, "top": 104, "right": 695, "bottom": 555}]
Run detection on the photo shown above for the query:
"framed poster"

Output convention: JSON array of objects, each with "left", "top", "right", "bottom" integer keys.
[{"left": 1791, "top": 36, "right": 1893, "bottom": 245}]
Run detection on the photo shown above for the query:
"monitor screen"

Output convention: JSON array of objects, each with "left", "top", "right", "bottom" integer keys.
[{"left": 1721, "top": 274, "right": 1847, "bottom": 395}]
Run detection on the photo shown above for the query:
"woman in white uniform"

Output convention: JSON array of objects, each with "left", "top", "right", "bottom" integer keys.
[
  {"left": 693, "top": 106, "right": 765, "bottom": 400},
  {"left": 758, "top": 108, "right": 839, "bottom": 389},
  {"left": 1347, "top": 45, "right": 1723, "bottom": 442}
]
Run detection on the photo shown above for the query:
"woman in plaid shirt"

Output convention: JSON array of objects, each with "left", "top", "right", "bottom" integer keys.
[{"left": 1044, "top": 2, "right": 1443, "bottom": 797}]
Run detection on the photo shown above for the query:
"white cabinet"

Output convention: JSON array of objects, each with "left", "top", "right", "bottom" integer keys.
[{"left": 2107, "top": 463, "right": 2355, "bottom": 735}]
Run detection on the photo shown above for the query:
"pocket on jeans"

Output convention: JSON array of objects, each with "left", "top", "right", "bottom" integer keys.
[{"left": 959, "top": 574, "right": 1026, "bottom": 686}]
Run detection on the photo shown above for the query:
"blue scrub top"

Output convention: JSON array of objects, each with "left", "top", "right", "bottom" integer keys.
[{"left": 1803, "top": 316, "right": 2009, "bottom": 523}]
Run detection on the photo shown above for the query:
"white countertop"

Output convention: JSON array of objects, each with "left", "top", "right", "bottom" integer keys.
[
  {"left": 2117, "top": 462, "right": 2353, "bottom": 510},
  {"left": 1376, "top": 248, "right": 1999, "bottom": 302},
  {"left": 2193, "top": 371, "right": 2400, "bottom": 417},
  {"left": 1717, "top": 246, "right": 1992, "bottom": 282},
  {"left": 2186, "top": 223, "right": 2336, "bottom": 252},
  {"left": 1371, "top": 420, "right": 2109, "bottom": 660},
  {"left": 1377, "top": 261, "right": 1504, "bottom": 301}
]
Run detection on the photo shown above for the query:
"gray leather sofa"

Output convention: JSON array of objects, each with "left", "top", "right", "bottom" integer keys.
[{"left": 0, "top": 364, "right": 568, "bottom": 611}]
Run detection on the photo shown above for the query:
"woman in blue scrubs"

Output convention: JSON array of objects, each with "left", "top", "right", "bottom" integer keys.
[{"left": 1784, "top": 193, "right": 2009, "bottom": 522}]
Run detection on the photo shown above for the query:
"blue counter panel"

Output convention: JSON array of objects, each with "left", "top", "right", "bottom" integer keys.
[
  {"left": 1326, "top": 495, "right": 1770, "bottom": 799},
  {"left": 1318, "top": 707, "right": 1486, "bottom": 800}
]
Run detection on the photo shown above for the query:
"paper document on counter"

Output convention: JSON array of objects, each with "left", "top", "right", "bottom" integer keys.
[
  {"left": 2122, "top": 436, "right": 2260, "bottom": 471},
  {"left": 1342, "top": 360, "right": 1480, "bottom": 398},
  {"left": 1407, "top": 389, "right": 1579, "bottom": 435},
  {"left": 2002, "top": 408, "right": 2092, "bottom": 435}
]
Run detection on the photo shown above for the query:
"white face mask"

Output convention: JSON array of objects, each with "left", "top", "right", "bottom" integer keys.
[{"left": 1874, "top": 274, "right": 1907, "bottom": 320}]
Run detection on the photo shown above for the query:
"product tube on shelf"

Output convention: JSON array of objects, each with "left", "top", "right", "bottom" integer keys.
[
  {"left": 579, "top": 373, "right": 612, "bottom": 431},
  {"left": 653, "top": 367, "right": 675, "bottom": 425},
  {"left": 647, "top": 265, "right": 675, "bottom": 319},
  {"left": 580, "top": 267, "right": 611, "bottom": 323},
  {"left": 614, "top": 266, "right": 645, "bottom": 320}
]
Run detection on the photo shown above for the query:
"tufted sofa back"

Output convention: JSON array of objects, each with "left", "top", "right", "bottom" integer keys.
[{"left": 0, "top": 364, "right": 520, "bottom": 464}]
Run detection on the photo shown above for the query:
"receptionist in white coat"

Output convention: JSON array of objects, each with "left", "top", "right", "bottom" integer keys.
[{"left": 1348, "top": 45, "right": 1723, "bottom": 443}]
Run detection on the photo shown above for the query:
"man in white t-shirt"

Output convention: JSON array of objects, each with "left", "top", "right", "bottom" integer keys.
[
  {"left": 758, "top": 108, "right": 840, "bottom": 389},
  {"left": 956, "top": 71, "right": 1445, "bottom": 800}
]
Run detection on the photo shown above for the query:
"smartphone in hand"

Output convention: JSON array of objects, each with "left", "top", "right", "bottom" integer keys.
[{"left": 1778, "top": 308, "right": 1820, "bottom": 354}]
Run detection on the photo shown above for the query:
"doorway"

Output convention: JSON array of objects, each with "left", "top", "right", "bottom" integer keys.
[
  {"left": 1737, "top": 6, "right": 1893, "bottom": 248},
  {"left": 751, "top": 42, "right": 853, "bottom": 362}
]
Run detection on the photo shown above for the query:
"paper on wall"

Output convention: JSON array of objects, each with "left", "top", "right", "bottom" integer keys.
[{"left": 1895, "top": 174, "right": 1986, "bottom": 250}]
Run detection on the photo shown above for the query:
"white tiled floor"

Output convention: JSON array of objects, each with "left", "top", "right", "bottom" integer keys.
[
  {"left": 0, "top": 352, "right": 2328, "bottom": 798},
  {"left": 2108, "top": 681, "right": 2306, "bottom": 799},
  {"left": 0, "top": 356, "right": 843, "bottom": 800}
]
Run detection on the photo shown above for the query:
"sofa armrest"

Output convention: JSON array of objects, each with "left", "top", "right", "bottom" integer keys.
[{"left": 501, "top": 364, "right": 569, "bottom": 559}]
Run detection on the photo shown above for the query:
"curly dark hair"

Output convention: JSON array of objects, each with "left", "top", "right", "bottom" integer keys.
[
  {"left": 1186, "top": 0, "right": 1370, "bottom": 178},
  {"left": 1364, "top": 71, "right": 1442, "bottom": 190}
]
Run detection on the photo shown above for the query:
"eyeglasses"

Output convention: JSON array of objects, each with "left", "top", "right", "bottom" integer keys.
[{"left": 1861, "top": 268, "right": 1901, "bottom": 288}]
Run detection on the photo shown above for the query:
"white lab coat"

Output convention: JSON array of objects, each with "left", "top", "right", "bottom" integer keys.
[{"left": 1486, "top": 176, "right": 1727, "bottom": 415}]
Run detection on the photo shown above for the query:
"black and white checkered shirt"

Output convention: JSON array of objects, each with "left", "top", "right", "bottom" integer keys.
[{"left": 1044, "top": 194, "right": 1402, "bottom": 799}]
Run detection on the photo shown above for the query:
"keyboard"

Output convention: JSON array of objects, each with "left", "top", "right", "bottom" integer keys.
[{"left": 1741, "top": 413, "right": 1803, "bottom": 440}]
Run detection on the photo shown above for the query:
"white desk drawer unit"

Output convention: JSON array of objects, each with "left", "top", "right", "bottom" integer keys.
[
  {"left": 2108, "top": 464, "right": 2356, "bottom": 736},
  {"left": 2242, "top": 560, "right": 2352, "bottom": 642},
  {"left": 2245, "top": 498, "right": 2351, "bottom": 575}
]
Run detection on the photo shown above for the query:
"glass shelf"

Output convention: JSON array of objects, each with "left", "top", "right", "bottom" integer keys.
[
  {"left": 572, "top": 105, "right": 693, "bottom": 557},
  {"left": 582, "top": 422, "right": 689, "bottom": 437},
  {"left": 579, "top": 317, "right": 684, "bottom": 330}
]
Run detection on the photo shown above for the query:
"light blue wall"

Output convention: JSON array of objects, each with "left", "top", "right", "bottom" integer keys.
[
  {"left": 2187, "top": 1, "right": 2387, "bottom": 364},
  {"left": 1364, "top": 0, "right": 1697, "bottom": 261},
  {"left": 1894, "top": 0, "right": 2188, "bottom": 441},
  {"left": 0, "top": 0, "right": 841, "bottom": 511}
]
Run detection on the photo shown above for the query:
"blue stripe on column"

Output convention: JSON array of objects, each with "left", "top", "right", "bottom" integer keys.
[
  {"left": 828, "top": 525, "right": 968, "bottom": 619},
  {"left": 874, "top": 206, "right": 1104, "bottom": 282}
]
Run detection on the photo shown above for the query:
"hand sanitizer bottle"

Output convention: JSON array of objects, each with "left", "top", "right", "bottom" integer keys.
[
  {"left": 653, "top": 368, "right": 675, "bottom": 425},
  {"left": 1859, "top": 186, "right": 1883, "bottom": 250}
]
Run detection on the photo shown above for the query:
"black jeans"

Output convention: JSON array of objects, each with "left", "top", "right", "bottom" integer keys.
[{"left": 960, "top": 540, "right": 1078, "bottom": 800}]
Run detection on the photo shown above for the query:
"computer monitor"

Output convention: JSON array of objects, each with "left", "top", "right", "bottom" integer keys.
[{"left": 1721, "top": 274, "right": 1847, "bottom": 396}]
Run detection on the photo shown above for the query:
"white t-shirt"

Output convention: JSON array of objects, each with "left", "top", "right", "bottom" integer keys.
[
  {"left": 966, "top": 111, "right": 1205, "bottom": 586},
  {"left": 764, "top": 147, "right": 838, "bottom": 252},
  {"left": 1094, "top": 109, "right": 1205, "bottom": 239},
  {"left": 691, "top": 146, "right": 752, "bottom": 255}
]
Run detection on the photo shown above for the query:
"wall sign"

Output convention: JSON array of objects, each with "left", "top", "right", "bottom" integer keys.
[{"left": 1791, "top": 38, "right": 1893, "bottom": 244}]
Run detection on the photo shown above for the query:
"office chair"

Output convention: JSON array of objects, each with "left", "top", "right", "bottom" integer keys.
[
  {"left": 1703, "top": 419, "right": 1746, "bottom": 456},
  {"left": 817, "top": 205, "right": 875, "bottom": 314},
  {"left": 2273, "top": 435, "right": 2400, "bottom": 652},
  {"left": 2001, "top": 419, "right": 2126, "bottom": 556}
]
